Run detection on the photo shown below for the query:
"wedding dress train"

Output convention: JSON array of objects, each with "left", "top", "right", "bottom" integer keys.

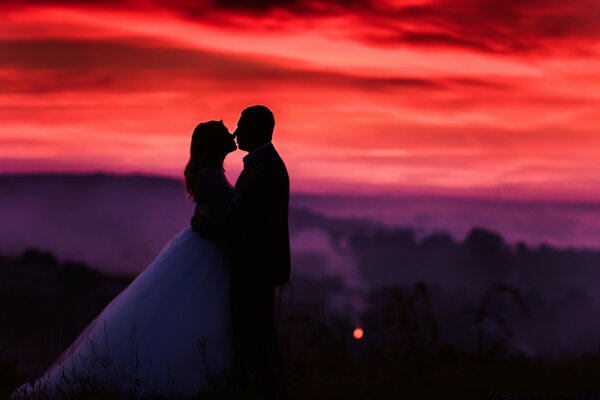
[{"left": 12, "top": 169, "right": 234, "bottom": 398}]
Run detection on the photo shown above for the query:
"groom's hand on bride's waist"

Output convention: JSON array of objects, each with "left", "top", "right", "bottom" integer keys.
[
  {"left": 190, "top": 215, "right": 208, "bottom": 235},
  {"left": 191, "top": 215, "right": 224, "bottom": 240}
]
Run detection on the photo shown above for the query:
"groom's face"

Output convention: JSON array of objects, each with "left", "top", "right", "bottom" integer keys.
[{"left": 233, "top": 114, "right": 252, "bottom": 152}]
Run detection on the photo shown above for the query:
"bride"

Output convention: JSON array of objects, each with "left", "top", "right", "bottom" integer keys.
[{"left": 12, "top": 120, "right": 238, "bottom": 399}]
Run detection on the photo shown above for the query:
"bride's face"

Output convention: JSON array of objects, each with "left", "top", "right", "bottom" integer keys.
[{"left": 220, "top": 125, "right": 237, "bottom": 155}]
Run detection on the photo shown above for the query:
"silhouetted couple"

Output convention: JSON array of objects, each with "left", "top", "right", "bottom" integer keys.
[
  {"left": 11, "top": 105, "right": 290, "bottom": 400},
  {"left": 191, "top": 105, "right": 290, "bottom": 399}
]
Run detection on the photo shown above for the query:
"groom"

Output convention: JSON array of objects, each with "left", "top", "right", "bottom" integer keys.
[{"left": 192, "top": 105, "right": 290, "bottom": 399}]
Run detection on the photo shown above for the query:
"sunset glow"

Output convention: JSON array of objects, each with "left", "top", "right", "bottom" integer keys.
[{"left": 1, "top": 0, "right": 600, "bottom": 199}]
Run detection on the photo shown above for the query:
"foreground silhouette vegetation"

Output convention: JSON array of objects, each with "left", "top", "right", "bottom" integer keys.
[{"left": 3, "top": 228, "right": 600, "bottom": 399}]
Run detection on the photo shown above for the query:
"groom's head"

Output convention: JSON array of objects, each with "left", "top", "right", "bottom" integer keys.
[{"left": 234, "top": 105, "right": 274, "bottom": 152}]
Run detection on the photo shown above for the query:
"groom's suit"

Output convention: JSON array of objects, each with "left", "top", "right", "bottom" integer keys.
[
  {"left": 227, "top": 142, "right": 290, "bottom": 399},
  {"left": 229, "top": 142, "right": 290, "bottom": 288}
]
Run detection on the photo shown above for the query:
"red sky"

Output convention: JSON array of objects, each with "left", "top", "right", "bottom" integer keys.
[{"left": 1, "top": 0, "right": 599, "bottom": 199}]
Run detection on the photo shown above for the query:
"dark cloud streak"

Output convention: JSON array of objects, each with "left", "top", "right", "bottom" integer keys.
[
  {"left": 4, "top": 0, "right": 600, "bottom": 54},
  {"left": 0, "top": 38, "right": 506, "bottom": 95},
  {"left": 179, "top": 0, "right": 600, "bottom": 54}
]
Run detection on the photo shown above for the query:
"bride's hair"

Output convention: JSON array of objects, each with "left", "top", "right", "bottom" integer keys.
[{"left": 184, "top": 120, "right": 227, "bottom": 197}]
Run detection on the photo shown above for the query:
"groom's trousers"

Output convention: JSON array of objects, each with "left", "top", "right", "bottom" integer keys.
[{"left": 230, "top": 281, "right": 287, "bottom": 400}]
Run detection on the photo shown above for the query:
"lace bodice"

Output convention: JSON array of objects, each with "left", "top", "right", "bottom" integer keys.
[{"left": 192, "top": 168, "right": 234, "bottom": 219}]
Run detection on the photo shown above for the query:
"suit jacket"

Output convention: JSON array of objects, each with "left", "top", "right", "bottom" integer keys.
[{"left": 227, "top": 143, "right": 291, "bottom": 289}]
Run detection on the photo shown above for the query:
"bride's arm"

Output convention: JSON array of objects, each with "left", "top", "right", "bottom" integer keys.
[
  {"left": 190, "top": 170, "right": 232, "bottom": 239},
  {"left": 191, "top": 213, "right": 226, "bottom": 239}
]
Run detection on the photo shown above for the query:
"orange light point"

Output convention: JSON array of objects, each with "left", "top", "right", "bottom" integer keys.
[{"left": 353, "top": 327, "right": 364, "bottom": 340}]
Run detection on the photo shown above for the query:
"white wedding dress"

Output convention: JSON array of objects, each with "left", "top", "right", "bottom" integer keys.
[{"left": 12, "top": 168, "right": 234, "bottom": 398}]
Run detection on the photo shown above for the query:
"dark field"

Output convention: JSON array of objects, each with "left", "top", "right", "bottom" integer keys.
[{"left": 3, "top": 240, "right": 600, "bottom": 399}]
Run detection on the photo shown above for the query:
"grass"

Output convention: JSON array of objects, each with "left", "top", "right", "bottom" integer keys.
[
  {"left": 8, "top": 326, "right": 230, "bottom": 400},
  {"left": 6, "top": 350, "right": 600, "bottom": 399}
]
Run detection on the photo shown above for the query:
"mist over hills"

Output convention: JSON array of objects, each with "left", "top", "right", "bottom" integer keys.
[
  {"left": 2, "top": 173, "right": 600, "bottom": 359},
  {"left": 293, "top": 191, "right": 600, "bottom": 250},
  {"left": 2, "top": 173, "right": 599, "bottom": 274}
]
